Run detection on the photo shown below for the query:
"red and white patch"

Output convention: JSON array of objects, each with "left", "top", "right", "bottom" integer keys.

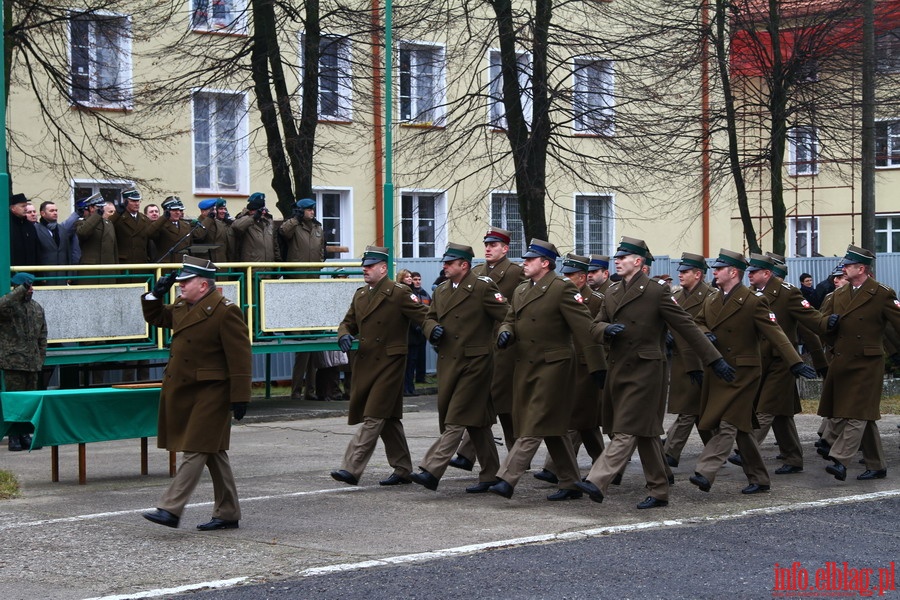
[
  {"left": 574, "top": 293, "right": 584, "bottom": 303},
  {"left": 410, "top": 294, "right": 420, "bottom": 303},
  {"left": 672, "top": 296, "right": 679, "bottom": 304},
  {"left": 801, "top": 299, "right": 811, "bottom": 308},
  {"left": 769, "top": 312, "right": 777, "bottom": 322},
  {"left": 494, "top": 293, "right": 505, "bottom": 302},
  {"left": 894, "top": 299, "right": 900, "bottom": 309}
]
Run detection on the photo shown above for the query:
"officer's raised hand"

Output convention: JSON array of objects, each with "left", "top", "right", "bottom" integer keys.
[
  {"left": 497, "top": 331, "right": 511, "bottom": 349},
  {"left": 710, "top": 358, "right": 736, "bottom": 382},
  {"left": 231, "top": 403, "right": 248, "bottom": 421},
  {"left": 790, "top": 363, "right": 817, "bottom": 380},
  {"left": 338, "top": 334, "right": 354, "bottom": 353},
  {"left": 152, "top": 272, "right": 178, "bottom": 298},
  {"left": 429, "top": 325, "right": 444, "bottom": 346},
  {"left": 604, "top": 323, "right": 625, "bottom": 339}
]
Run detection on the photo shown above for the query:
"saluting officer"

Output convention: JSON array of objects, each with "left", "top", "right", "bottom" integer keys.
[
  {"left": 450, "top": 227, "right": 526, "bottom": 471},
  {"left": 689, "top": 249, "right": 816, "bottom": 496},
  {"left": 331, "top": 246, "right": 439, "bottom": 487},
  {"left": 489, "top": 240, "right": 606, "bottom": 501},
  {"left": 150, "top": 196, "right": 206, "bottom": 263},
  {"left": 198, "top": 198, "right": 232, "bottom": 263},
  {"left": 577, "top": 238, "right": 729, "bottom": 509},
  {"left": 663, "top": 252, "right": 717, "bottom": 468},
  {"left": 818, "top": 245, "right": 900, "bottom": 482},
  {"left": 409, "top": 243, "right": 509, "bottom": 493}
]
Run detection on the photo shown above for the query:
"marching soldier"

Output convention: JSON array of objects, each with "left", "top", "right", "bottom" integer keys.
[
  {"left": 409, "top": 243, "right": 509, "bottom": 493},
  {"left": 450, "top": 227, "right": 526, "bottom": 471},
  {"left": 331, "top": 246, "right": 439, "bottom": 487},
  {"left": 818, "top": 245, "right": 900, "bottom": 482},
  {"left": 489, "top": 239, "right": 606, "bottom": 501},
  {"left": 689, "top": 249, "right": 816, "bottom": 496},
  {"left": 587, "top": 255, "right": 612, "bottom": 293}
]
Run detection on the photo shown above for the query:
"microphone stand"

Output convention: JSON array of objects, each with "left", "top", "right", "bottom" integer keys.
[{"left": 156, "top": 221, "right": 206, "bottom": 263}]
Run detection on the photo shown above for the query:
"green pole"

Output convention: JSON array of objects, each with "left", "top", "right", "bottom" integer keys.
[
  {"left": 383, "top": 0, "right": 394, "bottom": 277},
  {"left": 0, "top": 3, "right": 11, "bottom": 291}
]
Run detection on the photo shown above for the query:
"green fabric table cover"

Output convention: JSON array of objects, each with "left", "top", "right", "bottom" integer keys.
[{"left": 0, "top": 387, "right": 160, "bottom": 447}]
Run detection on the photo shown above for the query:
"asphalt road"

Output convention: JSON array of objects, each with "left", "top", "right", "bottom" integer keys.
[{"left": 1, "top": 395, "right": 898, "bottom": 600}]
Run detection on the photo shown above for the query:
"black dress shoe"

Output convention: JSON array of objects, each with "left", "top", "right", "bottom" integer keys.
[
  {"left": 857, "top": 469, "right": 887, "bottom": 480},
  {"left": 533, "top": 469, "right": 559, "bottom": 484},
  {"left": 816, "top": 446, "right": 832, "bottom": 459},
  {"left": 488, "top": 480, "right": 514, "bottom": 499},
  {"left": 466, "top": 480, "right": 498, "bottom": 493},
  {"left": 19, "top": 434, "right": 33, "bottom": 450},
  {"left": 611, "top": 473, "right": 622, "bottom": 486},
  {"left": 689, "top": 473, "right": 711, "bottom": 492},
  {"left": 547, "top": 489, "right": 582, "bottom": 501},
  {"left": 197, "top": 518, "right": 239, "bottom": 531},
  {"left": 574, "top": 480, "right": 604, "bottom": 503},
  {"left": 379, "top": 473, "right": 412, "bottom": 486},
  {"left": 449, "top": 455, "right": 474, "bottom": 472},
  {"left": 409, "top": 470, "right": 439, "bottom": 491},
  {"left": 727, "top": 453, "right": 743, "bottom": 466},
  {"left": 741, "top": 483, "right": 771, "bottom": 494},
  {"left": 143, "top": 508, "right": 180, "bottom": 528},
  {"left": 775, "top": 464, "right": 803, "bottom": 475},
  {"left": 330, "top": 469, "right": 359, "bottom": 486},
  {"left": 665, "top": 454, "right": 679, "bottom": 468},
  {"left": 7, "top": 436, "right": 22, "bottom": 452},
  {"left": 636, "top": 496, "right": 668, "bottom": 509},
  {"left": 826, "top": 461, "right": 847, "bottom": 481}
]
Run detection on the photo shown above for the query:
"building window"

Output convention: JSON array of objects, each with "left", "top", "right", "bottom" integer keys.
[
  {"left": 73, "top": 181, "right": 133, "bottom": 209},
  {"left": 400, "top": 192, "right": 446, "bottom": 258},
  {"left": 192, "top": 90, "right": 248, "bottom": 194},
  {"left": 69, "top": 12, "right": 132, "bottom": 109},
  {"left": 301, "top": 35, "right": 353, "bottom": 122},
  {"left": 789, "top": 217, "right": 819, "bottom": 257},
  {"left": 573, "top": 58, "right": 614, "bottom": 136},
  {"left": 490, "top": 193, "right": 526, "bottom": 256},
  {"left": 398, "top": 43, "right": 445, "bottom": 125},
  {"left": 574, "top": 195, "right": 614, "bottom": 255},
  {"left": 311, "top": 189, "right": 352, "bottom": 257},
  {"left": 877, "top": 28, "right": 900, "bottom": 73},
  {"left": 191, "top": 0, "right": 247, "bottom": 33},
  {"left": 876, "top": 120, "right": 900, "bottom": 168},
  {"left": 788, "top": 126, "right": 818, "bottom": 176},
  {"left": 488, "top": 50, "right": 532, "bottom": 130},
  {"left": 875, "top": 215, "right": 900, "bottom": 253}
]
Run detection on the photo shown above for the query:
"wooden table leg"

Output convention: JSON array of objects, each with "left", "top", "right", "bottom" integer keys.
[
  {"left": 51, "top": 446, "right": 59, "bottom": 482},
  {"left": 169, "top": 451, "right": 176, "bottom": 477},
  {"left": 141, "top": 437, "right": 148, "bottom": 475},
  {"left": 78, "top": 443, "right": 86, "bottom": 485}
]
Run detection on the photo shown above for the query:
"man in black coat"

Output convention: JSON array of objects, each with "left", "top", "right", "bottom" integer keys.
[{"left": 10, "top": 193, "right": 40, "bottom": 267}]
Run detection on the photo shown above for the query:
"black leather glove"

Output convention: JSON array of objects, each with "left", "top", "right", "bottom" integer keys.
[
  {"left": 164, "top": 209, "right": 171, "bottom": 220},
  {"left": 190, "top": 219, "right": 202, "bottom": 227},
  {"left": 710, "top": 358, "right": 736, "bottom": 382},
  {"left": 790, "top": 363, "right": 817, "bottom": 380},
  {"left": 827, "top": 314, "right": 840, "bottom": 330},
  {"left": 115, "top": 202, "right": 126, "bottom": 215},
  {"left": 429, "top": 325, "right": 444, "bottom": 345},
  {"left": 497, "top": 331, "right": 511, "bottom": 349},
  {"left": 591, "top": 370, "right": 606, "bottom": 389},
  {"left": 231, "top": 403, "right": 248, "bottom": 421},
  {"left": 665, "top": 331, "right": 675, "bottom": 350},
  {"left": 253, "top": 210, "right": 263, "bottom": 222},
  {"left": 816, "top": 366, "right": 828, "bottom": 379},
  {"left": 705, "top": 332, "right": 718, "bottom": 345},
  {"left": 688, "top": 370, "right": 703, "bottom": 386},
  {"left": 223, "top": 211, "right": 233, "bottom": 223},
  {"left": 338, "top": 334, "right": 354, "bottom": 353},
  {"left": 604, "top": 323, "right": 625, "bottom": 339},
  {"left": 890, "top": 353, "right": 900, "bottom": 368},
  {"left": 152, "top": 272, "right": 178, "bottom": 298}
]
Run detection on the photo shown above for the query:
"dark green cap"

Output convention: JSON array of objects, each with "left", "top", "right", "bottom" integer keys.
[
  {"left": 441, "top": 242, "right": 475, "bottom": 262},
  {"left": 361, "top": 245, "right": 389, "bottom": 266},
  {"left": 560, "top": 253, "right": 590, "bottom": 274},
  {"left": 843, "top": 244, "right": 874, "bottom": 266},
  {"left": 710, "top": 248, "right": 748, "bottom": 270}
]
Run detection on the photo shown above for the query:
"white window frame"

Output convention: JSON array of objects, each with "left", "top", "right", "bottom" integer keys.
[
  {"left": 191, "top": 89, "right": 250, "bottom": 195},
  {"left": 490, "top": 192, "right": 526, "bottom": 256},
  {"left": 572, "top": 56, "right": 615, "bottom": 136},
  {"left": 68, "top": 11, "right": 133, "bottom": 109},
  {"left": 399, "top": 190, "right": 447, "bottom": 258},
  {"left": 573, "top": 193, "right": 615, "bottom": 256},
  {"left": 788, "top": 216, "right": 819, "bottom": 258},
  {"left": 190, "top": 0, "right": 248, "bottom": 34},
  {"left": 299, "top": 33, "right": 353, "bottom": 122},
  {"left": 788, "top": 126, "right": 818, "bottom": 176},
  {"left": 397, "top": 41, "right": 446, "bottom": 126},
  {"left": 875, "top": 214, "right": 900, "bottom": 253},
  {"left": 72, "top": 179, "right": 134, "bottom": 212},
  {"left": 311, "top": 187, "right": 353, "bottom": 258},
  {"left": 877, "top": 28, "right": 900, "bottom": 73},
  {"left": 487, "top": 49, "right": 532, "bottom": 130},
  {"left": 876, "top": 119, "right": 900, "bottom": 168}
]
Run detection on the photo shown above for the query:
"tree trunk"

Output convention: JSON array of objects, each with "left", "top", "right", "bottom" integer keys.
[{"left": 767, "top": 0, "right": 787, "bottom": 256}]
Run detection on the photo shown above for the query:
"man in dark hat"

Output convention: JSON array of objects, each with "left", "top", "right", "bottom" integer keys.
[
  {"left": 408, "top": 243, "right": 509, "bottom": 493},
  {"left": 449, "top": 226, "right": 525, "bottom": 471},
  {"left": 744, "top": 253, "right": 829, "bottom": 476},
  {"left": 818, "top": 245, "right": 900, "bottom": 482},
  {"left": 141, "top": 255, "right": 251, "bottom": 530},
  {"left": 76, "top": 193, "right": 118, "bottom": 282},
  {"left": 331, "top": 246, "right": 439, "bottom": 487},
  {"left": 232, "top": 192, "right": 279, "bottom": 263},
  {"left": 110, "top": 188, "right": 154, "bottom": 264},
  {"left": 9, "top": 193, "right": 41, "bottom": 267},
  {"left": 688, "top": 249, "right": 816, "bottom": 496},
  {"left": 150, "top": 196, "right": 206, "bottom": 263},
  {"left": 577, "top": 237, "right": 729, "bottom": 509},
  {"left": 587, "top": 255, "right": 612, "bottom": 293},
  {"left": 663, "top": 252, "right": 717, "bottom": 468},
  {"left": 488, "top": 239, "right": 606, "bottom": 501},
  {"left": 199, "top": 198, "right": 232, "bottom": 263}
]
